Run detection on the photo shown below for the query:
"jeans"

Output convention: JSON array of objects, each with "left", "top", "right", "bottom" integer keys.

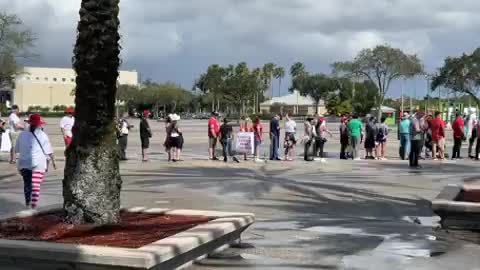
[
  {"left": 270, "top": 134, "right": 280, "bottom": 160},
  {"left": 118, "top": 135, "right": 128, "bottom": 160},
  {"left": 399, "top": 134, "right": 411, "bottom": 160},
  {"left": 304, "top": 139, "right": 313, "bottom": 161},
  {"left": 315, "top": 138, "right": 326, "bottom": 158},
  {"left": 20, "top": 169, "right": 32, "bottom": 206},
  {"left": 409, "top": 140, "right": 421, "bottom": 167},
  {"left": 222, "top": 138, "right": 234, "bottom": 160},
  {"left": 452, "top": 138, "right": 462, "bottom": 159},
  {"left": 350, "top": 136, "right": 360, "bottom": 159}
]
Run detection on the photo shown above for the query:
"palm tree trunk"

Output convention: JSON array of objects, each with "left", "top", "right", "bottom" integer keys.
[
  {"left": 278, "top": 78, "right": 282, "bottom": 97},
  {"left": 64, "top": 0, "right": 122, "bottom": 225}
]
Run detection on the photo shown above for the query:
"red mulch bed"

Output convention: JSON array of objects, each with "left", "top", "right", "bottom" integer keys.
[
  {"left": 0, "top": 210, "right": 212, "bottom": 248},
  {"left": 458, "top": 190, "right": 480, "bottom": 203}
]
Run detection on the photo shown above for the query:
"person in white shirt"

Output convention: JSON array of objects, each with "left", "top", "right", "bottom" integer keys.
[
  {"left": 8, "top": 105, "right": 24, "bottom": 164},
  {"left": 16, "top": 114, "right": 55, "bottom": 209},
  {"left": 284, "top": 114, "right": 297, "bottom": 161},
  {"left": 117, "top": 113, "right": 132, "bottom": 161},
  {"left": 60, "top": 108, "right": 75, "bottom": 148}
]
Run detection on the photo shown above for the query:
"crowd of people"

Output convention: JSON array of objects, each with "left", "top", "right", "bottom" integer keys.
[{"left": 1, "top": 105, "right": 480, "bottom": 209}]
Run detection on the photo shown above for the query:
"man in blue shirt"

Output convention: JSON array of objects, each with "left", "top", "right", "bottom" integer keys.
[
  {"left": 398, "top": 113, "right": 411, "bottom": 160},
  {"left": 270, "top": 114, "right": 281, "bottom": 160}
]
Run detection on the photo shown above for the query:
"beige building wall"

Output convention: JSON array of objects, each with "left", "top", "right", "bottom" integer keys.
[{"left": 13, "top": 67, "right": 139, "bottom": 111}]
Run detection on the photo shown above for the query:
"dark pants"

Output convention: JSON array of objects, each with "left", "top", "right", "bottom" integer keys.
[
  {"left": 409, "top": 140, "right": 421, "bottom": 167},
  {"left": 270, "top": 134, "right": 280, "bottom": 160},
  {"left": 222, "top": 138, "right": 234, "bottom": 161},
  {"left": 304, "top": 139, "right": 313, "bottom": 161},
  {"left": 452, "top": 138, "right": 462, "bottom": 159},
  {"left": 315, "top": 138, "right": 325, "bottom": 158},
  {"left": 476, "top": 138, "right": 480, "bottom": 159},
  {"left": 340, "top": 141, "right": 348, "bottom": 159},
  {"left": 468, "top": 137, "right": 476, "bottom": 157},
  {"left": 20, "top": 169, "right": 32, "bottom": 206},
  {"left": 118, "top": 135, "right": 128, "bottom": 160}
]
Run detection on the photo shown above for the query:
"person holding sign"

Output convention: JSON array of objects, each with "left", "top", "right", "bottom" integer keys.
[{"left": 240, "top": 117, "right": 253, "bottom": 160}]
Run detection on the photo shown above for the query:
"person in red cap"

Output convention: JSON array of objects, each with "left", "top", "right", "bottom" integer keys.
[
  {"left": 140, "top": 110, "right": 152, "bottom": 161},
  {"left": 16, "top": 114, "right": 56, "bottom": 209},
  {"left": 60, "top": 107, "right": 75, "bottom": 148}
]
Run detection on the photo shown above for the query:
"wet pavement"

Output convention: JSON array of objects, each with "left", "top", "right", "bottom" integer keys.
[{"left": 0, "top": 119, "right": 480, "bottom": 269}]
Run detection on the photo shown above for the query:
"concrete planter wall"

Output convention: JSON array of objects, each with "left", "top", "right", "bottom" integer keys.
[
  {"left": 0, "top": 207, "right": 255, "bottom": 270},
  {"left": 431, "top": 184, "right": 480, "bottom": 230}
]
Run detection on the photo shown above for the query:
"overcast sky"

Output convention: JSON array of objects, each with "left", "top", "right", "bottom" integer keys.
[{"left": 1, "top": 0, "right": 480, "bottom": 97}]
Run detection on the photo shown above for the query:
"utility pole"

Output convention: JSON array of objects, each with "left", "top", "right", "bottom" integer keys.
[
  {"left": 401, "top": 81, "right": 404, "bottom": 113},
  {"left": 426, "top": 75, "right": 430, "bottom": 114}
]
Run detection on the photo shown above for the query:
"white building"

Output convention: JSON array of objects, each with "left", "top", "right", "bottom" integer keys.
[
  {"left": 12, "top": 67, "right": 139, "bottom": 111},
  {"left": 260, "top": 90, "right": 326, "bottom": 115}
]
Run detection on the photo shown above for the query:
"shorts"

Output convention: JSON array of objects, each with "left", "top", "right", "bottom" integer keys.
[
  {"left": 285, "top": 132, "right": 297, "bottom": 145},
  {"left": 141, "top": 137, "right": 150, "bottom": 149},
  {"left": 209, "top": 137, "right": 218, "bottom": 148},
  {"left": 433, "top": 138, "right": 445, "bottom": 148},
  {"left": 169, "top": 136, "right": 183, "bottom": 149},
  {"left": 10, "top": 132, "right": 18, "bottom": 150}
]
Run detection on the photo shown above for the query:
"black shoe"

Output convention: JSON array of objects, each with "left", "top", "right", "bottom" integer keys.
[
  {"left": 233, "top": 157, "right": 240, "bottom": 163},
  {"left": 211, "top": 157, "right": 220, "bottom": 161},
  {"left": 224, "top": 158, "right": 227, "bottom": 163}
]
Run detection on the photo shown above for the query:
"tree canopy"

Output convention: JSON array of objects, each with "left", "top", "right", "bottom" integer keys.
[
  {"left": 431, "top": 48, "right": 480, "bottom": 107},
  {"left": 333, "top": 45, "right": 423, "bottom": 118},
  {"left": 118, "top": 82, "right": 193, "bottom": 115},
  {"left": 0, "top": 12, "right": 36, "bottom": 89},
  {"left": 194, "top": 62, "right": 284, "bottom": 116}
]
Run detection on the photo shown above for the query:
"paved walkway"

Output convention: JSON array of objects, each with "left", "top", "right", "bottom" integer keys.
[{"left": 0, "top": 119, "right": 479, "bottom": 269}]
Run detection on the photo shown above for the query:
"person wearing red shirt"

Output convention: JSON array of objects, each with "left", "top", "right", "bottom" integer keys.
[
  {"left": 208, "top": 112, "right": 221, "bottom": 160},
  {"left": 431, "top": 111, "right": 446, "bottom": 160},
  {"left": 253, "top": 117, "right": 263, "bottom": 161},
  {"left": 451, "top": 113, "right": 465, "bottom": 160}
]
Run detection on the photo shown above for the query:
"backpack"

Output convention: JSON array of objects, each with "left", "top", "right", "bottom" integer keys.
[{"left": 376, "top": 124, "right": 387, "bottom": 140}]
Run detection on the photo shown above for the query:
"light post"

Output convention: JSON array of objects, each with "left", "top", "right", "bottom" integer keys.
[{"left": 49, "top": 86, "right": 53, "bottom": 109}]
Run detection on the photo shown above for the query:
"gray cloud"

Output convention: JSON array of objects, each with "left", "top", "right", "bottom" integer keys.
[{"left": 1, "top": 0, "right": 480, "bottom": 97}]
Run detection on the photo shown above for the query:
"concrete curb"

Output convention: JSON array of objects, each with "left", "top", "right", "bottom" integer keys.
[
  {"left": 431, "top": 184, "right": 480, "bottom": 230},
  {"left": 0, "top": 206, "right": 255, "bottom": 270}
]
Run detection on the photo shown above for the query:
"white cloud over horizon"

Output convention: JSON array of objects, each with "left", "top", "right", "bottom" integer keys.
[{"left": 1, "top": 0, "right": 480, "bottom": 97}]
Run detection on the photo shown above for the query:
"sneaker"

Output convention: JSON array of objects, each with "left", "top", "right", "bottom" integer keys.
[
  {"left": 354, "top": 158, "right": 361, "bottom": 161},
  {"left": 233, "top": 157, "right": 240, "bottom": 163},
  {"left": 320, "top": 158, "right": 327, "bottom": 163},
  {"left": 433, "top": 158, "right": 439, "bottom": 161}
]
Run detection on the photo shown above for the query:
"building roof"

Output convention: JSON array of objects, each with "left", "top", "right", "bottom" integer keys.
[
  {"left": 261, "top": 91, "right": 324, "bottom": 106},
  {"left": 371, "top": 106, "right": 397, "bottom": 113}
]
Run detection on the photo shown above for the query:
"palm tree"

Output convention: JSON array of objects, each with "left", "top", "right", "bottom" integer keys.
[
  {"left": 64, "top": 0, "right": 122, "bottom": 225},
  {"left": 273, "top": 67, "right": 285, "bottom": 97},
  {"left": 262, "top": 63, "right": 276, "bottom": 98}
]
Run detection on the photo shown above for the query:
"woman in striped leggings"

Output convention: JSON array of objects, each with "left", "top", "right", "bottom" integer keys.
[{"left": 16, "top": 114, "right": 55, "bottom": 209}]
